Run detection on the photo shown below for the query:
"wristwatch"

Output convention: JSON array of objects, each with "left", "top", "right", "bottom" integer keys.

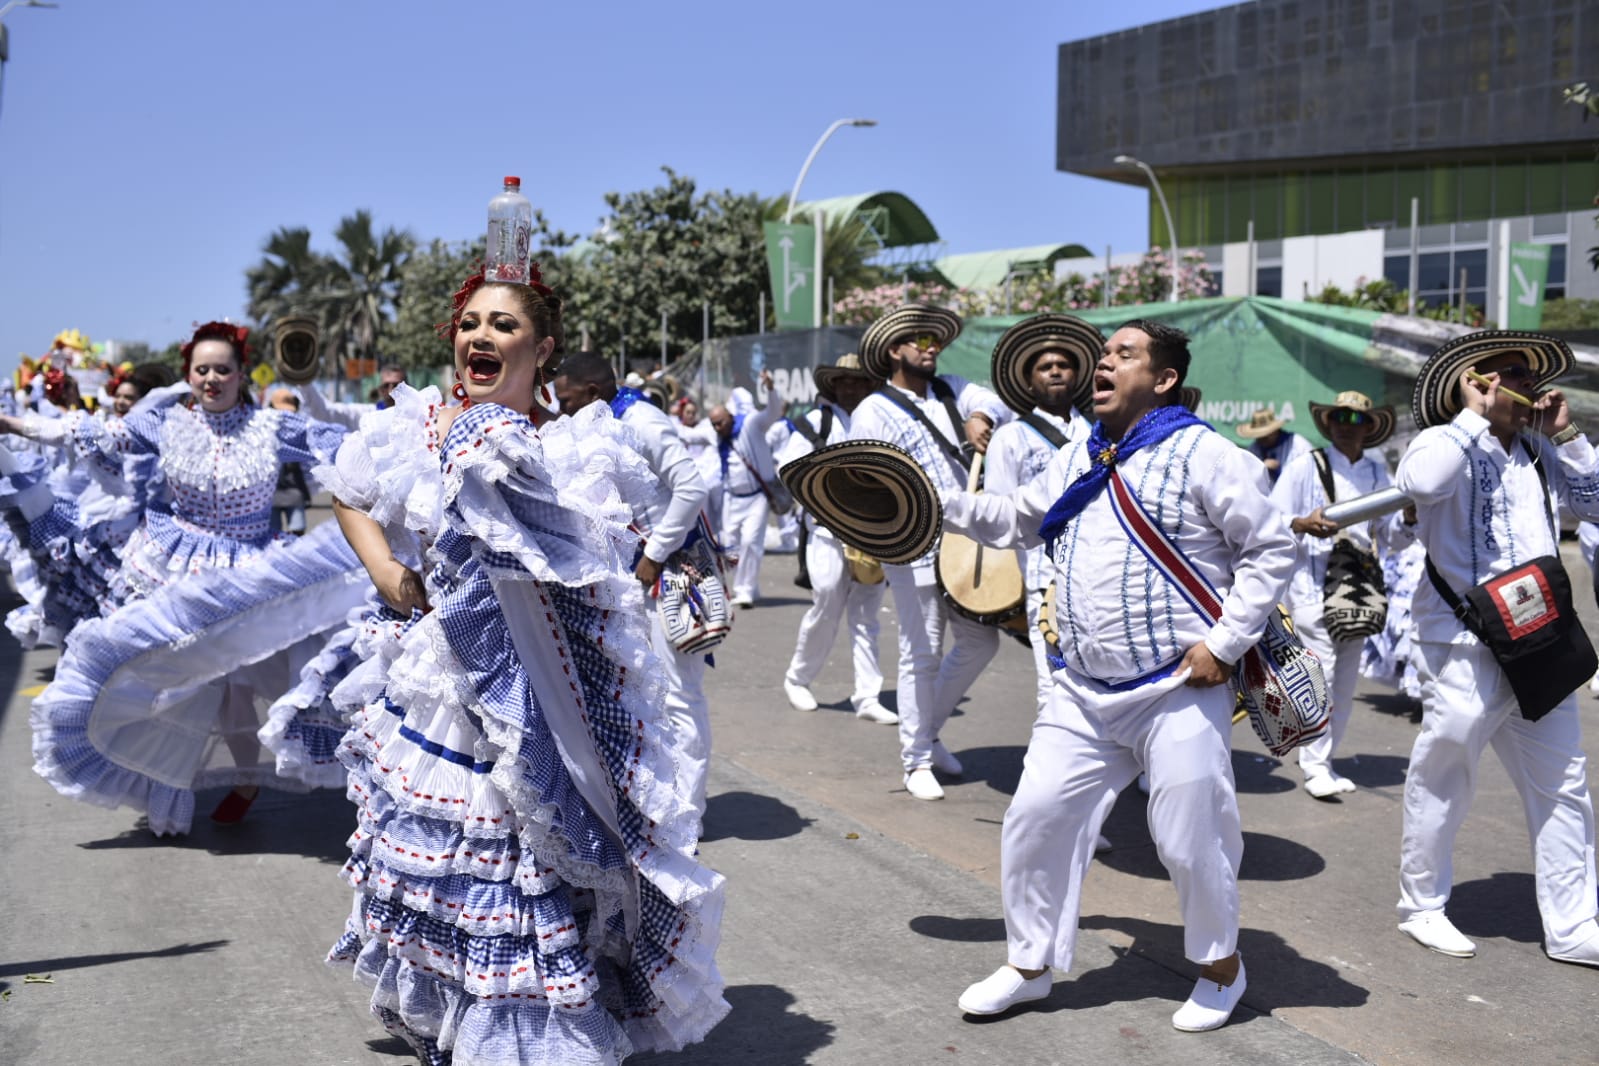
[{"left": 1550, "top": 425, "right": 1581, "bottom": 445}]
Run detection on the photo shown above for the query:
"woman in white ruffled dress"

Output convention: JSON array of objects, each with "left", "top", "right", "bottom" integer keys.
[
  {"left": 2, "top": 322, "right": 369, "bottom": 835},
  {"left": 319, "top": 271, "right": 727, "bottom": 1065}
]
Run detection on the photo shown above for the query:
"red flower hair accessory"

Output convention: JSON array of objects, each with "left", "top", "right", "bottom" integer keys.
[
  {"left": 43, "top": 367, "right": 73, "bottom": 404},
  {"left": 103, "top": 361, "right": 136, "bottom": 397},
  {"left": 180, "top": 321, "right": 251, "bottom": 376},
  {"left": 436, "top": 261, "right": 553, "bottom": 340}
]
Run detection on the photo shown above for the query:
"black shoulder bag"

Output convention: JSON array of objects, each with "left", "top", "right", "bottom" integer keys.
[
  {"left": 1312, "top": 449, "right": 1388, "bottom": 641},
  {"left": 1423, "top": 441, "right": 1597, "bottom": 721},
  {"left": 788, "top": 407, "right": 832, "bottom": 590},
  {"left": 874, "top": 378, "right": 973, "bottom": 471},
  {"left": 1017, "top": 411, "right": 1069, "bottom": 450}
]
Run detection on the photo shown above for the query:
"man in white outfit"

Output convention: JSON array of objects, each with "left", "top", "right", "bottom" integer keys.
[
  {"left": 1271, "top": 390, "right": 1413, "bottom": 799},
  {"left": 944, "top": 319, "right": 1295, "bottom": 1031},
  {"left": 847, "top": 304, "right": 1012, "bottom": 801},
  {"left": 1393, "top": 330, "right": 1599, "bottom": 965},
  {"left": 551, "top": 354, "right": 718, "bottom": 817},
  {"left": 982, "top": 314, "right": 1098, "bottom": 717},
  {"left": 709, "top": 370, "right": 784, "bottom": 607},
  {"left": 1235, "top": 408, "right": 1312, "bottom": 484},
  {"left": 777, "top": 353, "right": 896, "bottom": 726}
]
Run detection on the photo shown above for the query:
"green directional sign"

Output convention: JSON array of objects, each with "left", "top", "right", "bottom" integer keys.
[
  {"left": 763, "top": 221, "right": 817, "bottom": 329},
  {"left": 1507, "top": 243, "right": 1551, "bottom": 330}
]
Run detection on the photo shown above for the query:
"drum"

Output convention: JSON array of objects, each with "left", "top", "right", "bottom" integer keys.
[{"left": 936, "top": 458, "right": 1026, "bottom": 634}]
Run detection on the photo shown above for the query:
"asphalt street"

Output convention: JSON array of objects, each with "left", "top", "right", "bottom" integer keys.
[{"left": 1, "top": 518, "right": 1596, "bottom": 1065}]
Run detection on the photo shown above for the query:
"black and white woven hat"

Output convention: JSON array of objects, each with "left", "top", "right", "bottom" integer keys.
[
  {"left": 779, "top": 441, "right": 941, "bottom": 565},
  {"left": 812, "top": 353, "right": 881, "bottom": 404},
  {"left": 990, "top": 313, "right": 1101, "bottom": 416},
  {"left": 1178, "top": 386, "right": 1202, "bottom": 410},
  {"left": 859, "top": 304, "right": 964, "bottom": 379},
  {"left": 1309, "top": 390, "right": 1396, "bottom": 447},
  {"left": 1411, "top": 330, "right": 1573, "bottom": 430}
]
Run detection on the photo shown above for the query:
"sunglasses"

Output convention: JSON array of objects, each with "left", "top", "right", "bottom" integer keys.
[
  {"left": 1326, "top": 410, "right": 1371, "bottom": 426},
  {"left": 1487, "top": 364, "right": 1537, "bottom": 382},
  {"left": 901, "top": 333, "right": 941, "bottom": 352}
]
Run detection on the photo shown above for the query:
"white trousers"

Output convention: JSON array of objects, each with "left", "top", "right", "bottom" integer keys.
[
  {"left": 1003, "top": 670, "right": 1242, "bottom": 970},
  {"left": 722, "top": 491, "right": 769, "bottom": 600},
  {"left": 883, "top": 561, "right": 1000, "bottom": 772},
  {"left": 1291, "top": 601, "right": 1365, "bottom": 779},
  {"left": 1026, "top": 588, "right": 1051, "bottom": 718},
  {"left": 784, "top": 530, "right": 885, "bottom": 709},
  {"left": 1399, "top": 640, "right": 1599, "bottom": 954},
  {"left": 650, "top": 612, "right": 711, "bottom": 818}
]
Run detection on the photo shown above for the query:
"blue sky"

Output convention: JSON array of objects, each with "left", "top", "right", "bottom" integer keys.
[{"left": 0, "top": 0, "right": 1220, "bottom": 360}]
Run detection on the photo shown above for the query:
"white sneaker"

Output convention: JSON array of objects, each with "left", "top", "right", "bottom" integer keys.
[
  {"left": 904, "top": 767, "right": 944, "bottom": 801},
  {"left": 730, "top": 592, "right": 755, "bottom": 608},
  {"left": 1398, "top": 913, "right": 1476, "bottom": 957},
  {"left": 1304, "top": 771, "right": 1343, "bottom": 800},
  {"left": 783, "top": 679, "right": 818, "bottom": 712},
  {"left": 1171, "top": 956, "right": 1246, "bottom": 1032},
  {"left": 957, "top": 966, "right": 1051, "bottom": 1016},
  {"left": 1548, "top": 926, "right": 1599, "bottom": 967},
  {"left": 931, "top": 740, "right": 963, "bottom": 777},
  {"left": 854, "top": 698, "right": 898, "bottom": 725}
]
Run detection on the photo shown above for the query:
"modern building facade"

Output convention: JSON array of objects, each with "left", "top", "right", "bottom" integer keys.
[{"left": 1057, "top": 0, "right": 1599, "bottom": 308}]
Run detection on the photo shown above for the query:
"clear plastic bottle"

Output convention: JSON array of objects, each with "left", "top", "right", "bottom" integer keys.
[{"left": 486, "top": 176, "right": 533, "bottom": 284}]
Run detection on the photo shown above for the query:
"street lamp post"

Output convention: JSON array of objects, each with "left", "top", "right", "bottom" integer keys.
[
  {"left": 786, "top": 118, "right": 877, "bottom": 328},
  {"left": 1115, "top": 154, "right": 1181, "bottom": 303}
]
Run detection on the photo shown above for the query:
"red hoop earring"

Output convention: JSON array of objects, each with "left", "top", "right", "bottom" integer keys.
[{"left": 451, "top": 381, "right": 468, "bottom": 402}]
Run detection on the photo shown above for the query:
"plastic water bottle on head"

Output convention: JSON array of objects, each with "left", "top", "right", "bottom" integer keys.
[{"left": 487, "top": 177, "right": 533, "bottom": 284}]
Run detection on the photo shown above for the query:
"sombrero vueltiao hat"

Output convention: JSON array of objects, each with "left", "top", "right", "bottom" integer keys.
[
  {"left": 779, "top": 441, "right": 940, "bottom": 565},
  {"left": 1411, "top": 330, "right": 1574, "bottom": 431},
  {"left": 1236, "top": 408, "right": 1287, "bottom": 439},
  {"left": 1179, "top": 386, "right": 1202, "bottom": 410},
  {"left": 859, "top": 303, "right": 963, "bottom": 379},
  {"left": 813, "top": 352, "right": 881, "bottom": 404},
  {"left": 1308, "top": 390, "right": 1396, "bottom": 447},
  {"left": 640, "top": 378, "right": 671, "bottom": 408},
  {"left": 990, "top": 313, "right": 1101, "bottom": 416}
]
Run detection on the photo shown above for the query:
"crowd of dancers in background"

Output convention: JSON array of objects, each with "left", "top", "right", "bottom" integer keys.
[{"left": 2, "top": 257, "right": 1597, "bottom": 1060}]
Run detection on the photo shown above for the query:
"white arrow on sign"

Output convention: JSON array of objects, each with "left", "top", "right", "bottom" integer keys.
[
  {"left": 1512, "top": 263, "right": 1538, "bottom": 307},
  {"left": 778, "top": 236, "right": 794, "bottom": 312}
]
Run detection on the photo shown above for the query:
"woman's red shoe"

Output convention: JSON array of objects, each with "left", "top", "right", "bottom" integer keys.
[{"left": 210, "top": 787, "right": 258, "bottom": 824}]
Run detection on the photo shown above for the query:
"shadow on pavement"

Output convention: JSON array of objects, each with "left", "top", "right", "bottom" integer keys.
[
  {"left": 948, "top": 744, "right": 1026, "bottom": 797},
  {"left": 1336, "top": 752, "right": 1408, "bottom": 788},
  {"left": 1095, "top": 822, "right": 1326, "bottom": 883},
  {"left": 0, "top": 938, "right": 229, "bottom": 978},
  {"left": 1363, "top": 691, "right": 1424, "bottom": 724},
  {"left": 1449, "top": 872, "right": 1543, "bottom": 944},
  {"left": 908, "top": 915, "right": 1006, "bottom": 943},
  {"left": 742, "top": 595, "right": 812, "bottom": 610},
  {"left": 75, "top": 787, "right": 353, "bottom": 864},
  {"left": 631, "top": 983, "right": 835, "bottom": 1065},
  {"left": 1232, "top": 749, "right": 1294, "bottom": 794},
  {"left": 1078, "top": 915, "right": 1371, "bottom": 1013},
  {"left": 701, "top": 790, "right": 813, "bottom": 843},
  {"left": 366, "top": 1037, "right": 415, "bottom": 1058}
]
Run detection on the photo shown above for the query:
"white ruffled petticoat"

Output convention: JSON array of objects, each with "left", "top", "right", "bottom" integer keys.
[{"left": 320, "top": 387, "right": 727, "bottom": 1065}]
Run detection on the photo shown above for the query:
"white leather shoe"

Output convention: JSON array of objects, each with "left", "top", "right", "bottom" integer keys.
[
  {"left": 854, "top": 698, "right": 898, "bottom": 725},
  {"left": 1304, "top": 771, "right": 1343, "bottom": 799},
  {"left": 730, "top": 592, "right": 755, "bottom": 608},
  {"left": 904, "top": 767, "right": 944, "bottom": 801},
  {"left": 931, "top": 740, "right": 963, "bottom": 777},
  {"left": 783, "top": 679, "right": 818, "bottom": 712},
  {"left": 1171, "top": 956, "right": 1246, "bottom": 1032},
  {"left": 957, "top": 966, "right": 1051, "bottom": 1016},
  {"left": 1398, "top": 913, "right": 1476, "bottom": 957}
]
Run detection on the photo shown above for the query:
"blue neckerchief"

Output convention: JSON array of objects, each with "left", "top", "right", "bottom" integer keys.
[
  {"left": 717, "top": 413, "right": 745, "bottom": 480},
  {"left": 1037, "top": 404, "right": 1209, "bottom": 552},
  {"left": 610, "top": 385, "right": 647, "bottom": 419}
]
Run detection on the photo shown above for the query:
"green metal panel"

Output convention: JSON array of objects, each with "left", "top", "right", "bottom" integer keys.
[
  {"left": 1493, "top": 160, "right": 1527, "bottom": 217},
  {"left": 1282, "top": 173, "right": 1307, "bottom": 237},
  {"left": 1568, "top": 158, "right": 1599, "bottom": 211},
  {"left": 1335, "top": 172, "right": 1364, "bottom": 232},
  {"left": 1365, "top": 168, "right": 1396, "bottom": 226},
  {"left": 1226, "top": 174, "right": 1254, "bottom": 243},
  {"left": 1459, "top": 163, "right": 1493, "bottom": 220},
  {"left": 1427, "top": 164, "right": 1457, "bottom": 224},
  {"left": 1528, "top": 160, "right": 1564, "bottom": 214},
  {"left": 1395, "top": 168, "right": 1426, "bottom": 225},
  {"left": 1255, "top": 177, "right": 1282, "bottom": 241}
]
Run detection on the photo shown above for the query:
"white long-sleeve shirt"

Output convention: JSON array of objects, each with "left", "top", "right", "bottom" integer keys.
[
  {"left": 942, "top": 424, "right": 1295, "bottom": 685},
  {"left": 613, "top": 398, "right": 709, "bottom": 564},
  {"left": 984, "top": 408, "right": 1090, "bottom": 592},
  {"left": 1269, "top": 445, "right": 1412, "bottom": 611},
  {"left": 777, "top": 402, "right": 850, "bottom": 534},
  {"left": 293, "top": 384, "right": 373, "bottom": 431},
  {"left": 1396, "top": 409, "right": 1599, "bottom": 645},
  {"left": 718, "top": 383, "right": 784, "bottom": 497},
  {"left": 1248, "top": 429, "right": 1314, "bottom": 483}
]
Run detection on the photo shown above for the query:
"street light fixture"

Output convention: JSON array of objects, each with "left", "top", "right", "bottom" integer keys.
[
  {"left": 785, "top": 118, "right": 877, "bottom": 224},
  {"left": 1115, "top": 154, "right": 1181, "bottom": 303}
]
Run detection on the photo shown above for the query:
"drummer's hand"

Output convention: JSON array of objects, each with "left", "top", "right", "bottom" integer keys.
[
  {"left": 373, "top": 558, "right": 429, "bottom": 615},
  {"left": 1535, "top": 387, "right": 1572, "bottom": 436},
  {"left": 965, "top": 414, "right": 994, "bottom": 454},
  {"left": 1291, "top": 506, "right": 1338, "bottom": 539},
  {"left": 635, "top": 553, "right": 663, "bottom": 591},
  {"left": 1180, "top": 642, "right": 1233, "bottom": 688},
  {"left": 1402, "top": 503, "right": 1418, "bottom": 526}
]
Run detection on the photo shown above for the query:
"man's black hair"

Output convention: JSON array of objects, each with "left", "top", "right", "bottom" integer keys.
[
  {"left": 1119, "top": 318, "right": 1191, "bottom": 390},
  {"left": 551, "top": 352, "right": 616, "bottom": 391}
]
